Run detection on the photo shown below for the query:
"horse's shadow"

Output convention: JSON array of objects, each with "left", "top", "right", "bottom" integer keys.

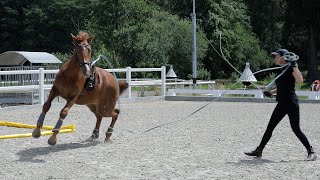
[{"left": 16, "top": 141, "right": 100, "bottom": 163}]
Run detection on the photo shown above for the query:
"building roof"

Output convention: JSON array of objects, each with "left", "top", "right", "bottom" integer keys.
[{"left": 0, "top": 51, "right": 62, "bottom": 66}]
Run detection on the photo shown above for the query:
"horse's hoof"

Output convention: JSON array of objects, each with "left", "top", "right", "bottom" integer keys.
[
  {"left": 92, "top": 129, "right": 99, "bottom": 139},
  {"left": 104, "top": 137, "right": 113, "bottom": 143},
  {"left": 91, "top": 134, "right": 99, "bottom": 139},
  {"left": 48, "top": 136, "right": 57, "bottom": 145},
  {"left": 85, "top": 136, "right": 95, "bottom": 142},
  {"left": 32, "top": 128, "right": 41, "bottom": 138}
]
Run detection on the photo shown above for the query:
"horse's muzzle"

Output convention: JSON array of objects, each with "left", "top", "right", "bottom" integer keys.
[{"left": 81, "top": 64, "right": 91, "bottom": 78}]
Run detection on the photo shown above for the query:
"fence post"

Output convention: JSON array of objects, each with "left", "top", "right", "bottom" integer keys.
[
  {"left": 254, "top": 91, "right": 264, "bottom": 98},
  {"left": 39, "top": 68, "right": 45, "bottom": 105},
  {"left": 161, "top": 66, "right": 166, "bottom": 98},
  {"left": 167, "top": 89, "right": 175, "bottom": 96},
  {"left": 126, "top": 67, "right": 132, "bottom": 98}
]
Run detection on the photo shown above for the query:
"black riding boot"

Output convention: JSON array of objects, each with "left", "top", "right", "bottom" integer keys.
[
  {"left": 306, "top": 146, "right": 317, "bottom": 161},
  {"left": 244, "top": 147, "right": 263, "bottom": 157}
]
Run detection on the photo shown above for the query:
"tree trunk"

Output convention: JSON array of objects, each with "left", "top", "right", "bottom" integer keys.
[{"left": 306, "top": 21, "right": 319, "bottom": 82}]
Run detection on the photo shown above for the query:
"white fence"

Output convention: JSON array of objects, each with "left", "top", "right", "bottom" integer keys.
[
  {"left": 168, "top": 89, "right": 263, "bottom": 98},
  {"left": 0, "top": 67, "right": 166, "bottom": 105},
  {"left": 167, "top": 89, "right": 320, "bottom": 100}
]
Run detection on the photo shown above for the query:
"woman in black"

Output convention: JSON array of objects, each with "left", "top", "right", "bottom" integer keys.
[{"left": 245, "top": 49, "right": 317, "bottom": 161}]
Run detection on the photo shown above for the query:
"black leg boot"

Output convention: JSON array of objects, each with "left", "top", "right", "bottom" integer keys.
[
  {"left": 244, "top": 147, "right": 263, "bottom": 157},
  {"left": 306, "top": 146, "right": 317, "bottom": 161}
]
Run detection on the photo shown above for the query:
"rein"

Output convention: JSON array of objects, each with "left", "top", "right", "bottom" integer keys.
[{"left": 79, "top": 61, "right": 92, "bottom": 68}]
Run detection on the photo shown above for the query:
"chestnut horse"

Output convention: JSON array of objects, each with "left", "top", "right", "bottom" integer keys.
[{"left": 32, "top": 31, "right": 128, "bottom": 145}]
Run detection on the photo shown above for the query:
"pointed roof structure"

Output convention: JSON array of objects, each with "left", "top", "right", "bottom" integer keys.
[
  {"left": 239, "top": 62, "right": 257, "bottom": 82},
  {"left": 166, "top": 65, "right": 177, "bottom": 78}
]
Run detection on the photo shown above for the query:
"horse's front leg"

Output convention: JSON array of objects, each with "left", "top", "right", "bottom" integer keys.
[
  {"left": 32, "top": 88, "right": 58, "bottom": 138},
  {"left": 48, "top": 97, "right": 77, "bottom": 145},
  {"left": 105, "top": 108, "right": 120, "bottom": 142}
]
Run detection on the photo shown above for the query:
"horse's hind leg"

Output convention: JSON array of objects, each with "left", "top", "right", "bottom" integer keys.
[
  {"left": 32, "top": 88, "right": 58, "bottom": 138},
  {"left": 105, "top": 108, "right": 120, "bottom": 142},
  {"left": 87, "top": 104, "right": 102, "bottom": 140},
  {"left": 92, "top": 115, "right": 102, "bottom": 139}
]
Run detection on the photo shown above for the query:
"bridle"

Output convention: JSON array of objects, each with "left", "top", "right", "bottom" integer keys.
[
  {"left": 75, "top": 41, "right": 97, "bottom": 96},
  {"left": 77, "top": 42, "right": 92, "bottom": 68},
  {"left": 75, "top": 42, "right": 94, "bottom": 79}
]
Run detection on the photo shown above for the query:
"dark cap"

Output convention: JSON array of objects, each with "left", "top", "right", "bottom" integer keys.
[{"left": 271, "top": 49, "right": 288, "bottom": 57}]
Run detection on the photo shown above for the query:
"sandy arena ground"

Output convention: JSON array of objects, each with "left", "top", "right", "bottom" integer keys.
[{"left": 0, "top": 101, "right": 320, "bottom": 179}]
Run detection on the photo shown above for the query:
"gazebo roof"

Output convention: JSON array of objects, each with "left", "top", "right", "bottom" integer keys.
[
  {"left": 0, "top": 51, "right": 62, "bottom": 66},
  {"left": 239, "top": 62, "right": 257, "bottom": 82},
  {"left": 166, "top": 65, "right": 177, "bottom": 78}
]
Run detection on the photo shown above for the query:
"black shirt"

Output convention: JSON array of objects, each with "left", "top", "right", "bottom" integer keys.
[{"left": 275, "top": 67, "right": 298, "bottom": 102}]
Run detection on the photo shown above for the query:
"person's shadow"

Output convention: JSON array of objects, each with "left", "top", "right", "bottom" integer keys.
[
  {"left": 229, "top": 158, "right": 292, "bottom": 165},
  {"left": 236, "top": 158, "right": 276, "bottom": 165},
  {"left": 16, "top": 141, "right": 100, "bottom": 163}
]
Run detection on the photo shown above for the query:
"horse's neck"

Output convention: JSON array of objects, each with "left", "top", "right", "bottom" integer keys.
[
  {"left": 63, "top": 54, "right": 83, "bottom": 77},
  {"left": 65, "top": 54, "right": 79, "bottom": 69}
]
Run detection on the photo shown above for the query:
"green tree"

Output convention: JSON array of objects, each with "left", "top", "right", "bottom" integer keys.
[
  {"left": 150, "top": 0, "right": 270, "bottom": 79},
  {"left": 197, "top": 0, "right": 269, "bottom": 79},
  {"left": 284, "top": 0, "right": 320, "bottom": 82},
  {"left": 244, "top": 0, "right": 286, "bottom": 52},
  {"left": 0, "top": 0, "right": 91, "bottom": 53},
  {"left": 0, "top": 0, "right": 35, "bottom": 52},
  {"left": 90, "top": 0, "right": 209, "bottom": 79}
]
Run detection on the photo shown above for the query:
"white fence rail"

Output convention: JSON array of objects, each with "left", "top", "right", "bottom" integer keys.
[
  {"left": 167, "top": 89, "right": 263, "bottom": 98},
  {"left": 0, "top": 67, "right": 166, "bottom": 105},
  {"left": 2, "top": 67, "right": 319, "bottom": 105},
  {"left": 167, "top": 89, "right": 320, "bottom": 100}
]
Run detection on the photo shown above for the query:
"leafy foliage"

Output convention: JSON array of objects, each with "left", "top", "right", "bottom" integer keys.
[
  {"left": 0, "top": 0, "right": 91, "bottom": 53},
  {"left": 198, "top": 0, "right": 270, "bottom": 78},
  {"left": 0, "top": 0, "right": 319, "bottom": 80},
  {"left": 90, "top": 0, "right": 208, "bottom": 79}
]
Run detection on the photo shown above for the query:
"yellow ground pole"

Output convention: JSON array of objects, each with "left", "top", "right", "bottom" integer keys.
[
  {"left": 0, "top": 129, "right": 76, "bottom": 140},
  {"left": 0, "top": 120, "right": 75, "bottom": 130},
  {"left": 0, "top": 120, "right": 76, "bottom": 140}
]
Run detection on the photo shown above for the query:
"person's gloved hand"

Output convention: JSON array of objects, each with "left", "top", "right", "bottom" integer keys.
[
  {"left": 263, "top": 91, "right": 273, "bottom": 98},
  {"left": 290, "top": 60, "right": 297, "bottom": 67}
]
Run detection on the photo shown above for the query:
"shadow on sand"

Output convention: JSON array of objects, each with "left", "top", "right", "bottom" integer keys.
[
  {"left": 228, "top": 157, "right": 294, "bottom": 165},
  {"left": 16, "top": 141, "right": 100, "bottom": 163},
  {"left": 236, "top": 158, "right": 277, "bottom": 165}
]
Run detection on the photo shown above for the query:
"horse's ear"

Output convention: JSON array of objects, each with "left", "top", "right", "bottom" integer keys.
[
  {"left": 71, "top": 33, "right": 78, "bottom": 44},
  {"left": 88, "top": 35, "right": 94, "bottom": 44}
]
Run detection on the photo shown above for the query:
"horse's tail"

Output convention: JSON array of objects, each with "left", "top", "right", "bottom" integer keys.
[{"left": 118, "top": 81, "right": 129, "bottom": 95}]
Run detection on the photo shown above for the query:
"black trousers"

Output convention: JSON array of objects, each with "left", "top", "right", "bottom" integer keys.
[{"left": 258, "top": 101, "right": 312, "bottom": 154}]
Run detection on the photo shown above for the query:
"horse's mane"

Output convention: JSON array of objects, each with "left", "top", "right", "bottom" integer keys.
[{"left": 74, "top": 31, "right": 91, "bottom": 41}]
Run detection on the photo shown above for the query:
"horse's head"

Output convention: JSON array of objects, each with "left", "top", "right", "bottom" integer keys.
[{"left": 71, "top": 32, "right": 94, "bottom": 78}]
